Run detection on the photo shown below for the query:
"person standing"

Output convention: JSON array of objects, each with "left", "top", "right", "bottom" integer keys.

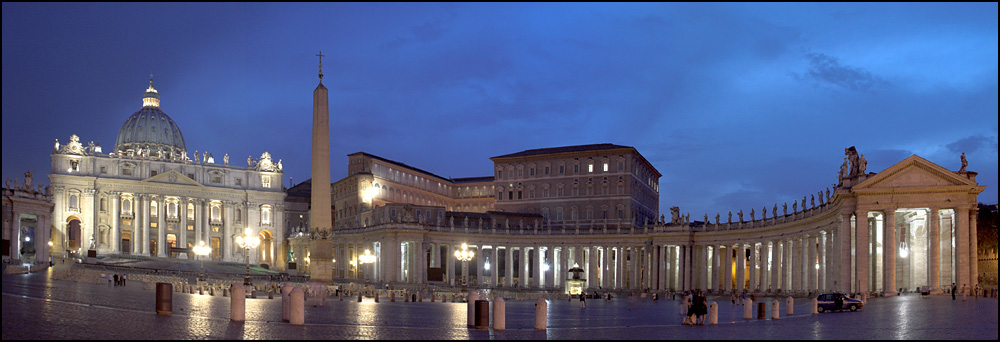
[
  {"left": 579, "top": 293, "right": 586, "bottom": 309},
  {"left": 695, "top": 291, "right": 708, "bottom": 325},
  {"left": 951, "top": 283, "right": 957, "bottom": 300}
]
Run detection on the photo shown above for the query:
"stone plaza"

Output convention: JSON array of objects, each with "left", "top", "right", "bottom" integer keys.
[{"left": 3, "top": 266, "right": 996, "bottom": 340}]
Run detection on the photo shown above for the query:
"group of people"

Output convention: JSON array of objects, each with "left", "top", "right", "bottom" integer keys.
[
  {"left": 106, "top": 273, "right": 127, "bottom": 287},
  {"left": 682, "top": 291, "right": 708, "bottom": 325}
]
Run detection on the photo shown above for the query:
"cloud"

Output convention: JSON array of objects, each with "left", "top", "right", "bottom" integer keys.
[
  {"left": 946, "top": 134, "right": 998, "bottom": 155},
  {"left": 800, "top": 53, "right": 887, "bottom": 92}
]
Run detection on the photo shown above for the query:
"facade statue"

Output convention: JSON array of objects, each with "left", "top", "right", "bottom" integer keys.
[
  {"left": 782, "top": 203, "right": 788, "bottom": 216},
  {"left": 715, "top": 213, "right": 720, "bottom": 224},
  {"left": 224, "top": 153, "right": 229, "bottom": 165},
  {"left": 194, "top": 150, "right": 199, "bottom": 163},
  {"left": 247, "top": 155, "right": 253, "bottom": 167},
  {"left": 87, "top": 141, "right": 96, "bottom": 153},
  {"left": 670, "top": 207, "right": 681, "bottom": 224},
  {"left": 839, "top": 157, "right": 849, "bottom": 179},
  {"left": 23, "top": 172, "right": 33, "bottom": 189},
  {"left": 277, "top": 159, "right": 283, "bottom": 171},
  {"left": 54, "top": 139, "right": 60, "bottom": 151},
  {"left": 704, "top": 214, "right": 709, "bottom": 224},
  {"left": 811, "top": 195, "right": 815, "bottom": 208},
  {"left": 960, "top": 152, "right": 967, "bottom": 172},
  {"left": 728, "top": 211, "right": 732, "bottom": 223},
  {"left": 738, "top": 210, "right": 744, "bottom": 222},
  {"left": 772, "top": 204, "right": 777, "bottom": 218},
  {"left": 660, "top": 214, "right": 665, "bottom": 224},
  {"left": 826, "top": 188, "right": 831, "bottom": 201},
  {"left": 684, "top": 214, "right": 689, "bottom": 223},
  {"left": 762, "top": 206, "right": 767, "bottom": 219},
  {"left": 802, "top": 196, "right": 807, "bottom": 209},
  {"left": 859, "top": 154, "right": 867, "bottom": 175},
  {"left": 792, "top": 201, "right": 798, "bottom": 213},
  {"left": 845, "top": 146, "right": 860, "bottom": 177},
  {"left": 750, "top": 209, "right": 755, "bottom": 221}
]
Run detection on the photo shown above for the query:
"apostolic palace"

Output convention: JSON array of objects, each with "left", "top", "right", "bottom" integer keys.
[{"left": 2, "top": 63, "right": 987, "bottom": 299}]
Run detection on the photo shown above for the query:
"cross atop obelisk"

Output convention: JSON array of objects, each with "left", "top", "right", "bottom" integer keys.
[{"left": 316, "top": 51, "right": 325, "bottom": 80}]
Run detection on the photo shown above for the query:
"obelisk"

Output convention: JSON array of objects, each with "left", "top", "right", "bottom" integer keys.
[{"left": 309, "top": 51, "right": 334, "bottom": 281}]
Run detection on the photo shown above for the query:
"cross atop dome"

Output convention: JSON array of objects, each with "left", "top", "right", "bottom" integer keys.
[{"left": 316, "top": 50, "right": 325, "bottom": 81}]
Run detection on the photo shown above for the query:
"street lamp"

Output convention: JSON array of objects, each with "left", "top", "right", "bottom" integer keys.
[
  {"left": 358, "top": 249, "right": 376, "bottom": 283},
  {"left": 193, "top": 241, "right": 212, "bottom": 281},
  {"left": 454, "top": 243, "right": 474, "bottom": 289},
  {"left": 235, "top": 227, "right": 261, "bottom": 286}
]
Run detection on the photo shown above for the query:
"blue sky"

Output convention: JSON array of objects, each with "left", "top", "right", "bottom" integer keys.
[{"left": 3, "top": 3, "right": 997, "bottom": 220}]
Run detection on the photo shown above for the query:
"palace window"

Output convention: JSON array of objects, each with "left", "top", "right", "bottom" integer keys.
[
  {"left": 187, "top": 203, "right": 195, "bottom": 220},
  {"left": 544, "top": 166, "right": 550, "bottom": 175},
  {"left": 603, "top": 163, "right": 608, "bottom": 172},
  {"left": 69, "top": 194, "right": 79, "bottom": 210},
  {"left": 150, "top": 201, "right": 158, "bottom": 217},
  {"left": 261, "top": 175, "right": 271, "bottom": 188},
  {"left": 588, "top": 164, "right": 594, "bottom": 173}
]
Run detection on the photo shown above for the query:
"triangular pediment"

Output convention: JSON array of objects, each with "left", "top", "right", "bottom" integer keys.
[
  {"left": 855, "top": 155, "right": 976, "bottom": 190},
  {"left": 142, "top": 170, "right": 204, "bottom": 187}
]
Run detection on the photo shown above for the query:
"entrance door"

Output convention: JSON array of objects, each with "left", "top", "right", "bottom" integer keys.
[
  {"left": 121, "top": 231, "right": 132, "bottom": 254},
  {"left": 68, "top": 219, "right": 82, "bottom": 250},
  {"left": 211, "top": 237, "right": 221, "bottom": 261}
]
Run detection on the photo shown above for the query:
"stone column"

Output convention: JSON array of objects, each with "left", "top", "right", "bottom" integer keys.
[
  {"left": 955, "top": 208, "right": 970, "bottom": 289},
  {"left": 770, "top": 241, "right": 780, "bottom": 292},
  {"left": 751, "top": 243, "right": 760, "bottom": 291},
  {"left": 110, "top": 192, "right": 120, "bottom": 253},
  {"left": 856, "top": 211, "right": 870, "bottom": 295},
  {"left": 476, "top": 245, "right": 484, "bottom": 286},
  {"left": 722, "top": 245, "right": 731, "bottom": 292},
  {"left": 940, "top": 211, "right": 954, "bottom": 286},
  {"left": 659, "top": 245, "right": 668, "bottom": 290},
  {"left": 446, "top": 243, "right": 455, "bottom": 286},
  {"left": 826, "top": 230, "right": 835, "bottom": 291},
  {"left": 223, "top": 202, "right": 233, "bottom": 261},
  {"left": 788, "top": 238, "right": 798, "bottom": 291},
  {"left": 179, "top": 198, "right": 188, "bottom": 251},
  {"left": 493, "top": 246, "right": 500, "bottom": 287},
  {"left": 884, "top": 210, "right": 897, "bottom": 296},
  {"left": 202, "top": 200, "right": 210, "bottom": 247},
  {"left": 139, "top": 195, "right": 149, "bottom": 255},
  {"left": 807, "top": 235, "right": 817, "bottom": 291},
  {"left": 819, "top": 233, "right": 827, "bottom": 291},
  {"left": 157, "top": 197, "right": 166, "bottom": 257},
  {"left": 524, "top": 247, "right": 533, "bottom": 288},
  {"left": 732, "top": 244, "right": 742, "bottom": 291},
  {"left": 601, "top": 246, "right": 610, "bottom": 288},
  {"left": 840, "top": 213, "right": 852, "bottom": 293},
  {"left": 969, "top": 208, "right": 978, "bottom": 289},
  {"left": 712, "top": 246, "right": 721, "bottom": 292},
  {"left": 928, "top": 208, "right": 941, "bottom": 293}
]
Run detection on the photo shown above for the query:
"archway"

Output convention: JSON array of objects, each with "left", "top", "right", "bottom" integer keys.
[
  {"left": 66, "top": 217, "right": 82, "bottom": 251},
  {"left": 259, "top": 230, "right": 274, "bottom": 268}
]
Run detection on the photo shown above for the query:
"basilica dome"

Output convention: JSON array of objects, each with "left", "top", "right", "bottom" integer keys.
[{"left": 114, "top": 80, "right": 186, "bottom": 158}]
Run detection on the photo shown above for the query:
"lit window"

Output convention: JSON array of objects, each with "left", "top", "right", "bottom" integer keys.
[
  {"left": 588, "top": 164, "right": 594, "bottom": 173},
  {"left": 261, "top": 175, "right": 271, "bottom": 188},
  {"left": 262, "top": 205, "right": 272, "bottom": 225},
  {"left": 603, "top": 163, "right": 608, "bottom": 172}
]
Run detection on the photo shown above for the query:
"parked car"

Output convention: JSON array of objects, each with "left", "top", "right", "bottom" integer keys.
[{"left": 816, "top": 292, "right": 864, "bottom": 312}]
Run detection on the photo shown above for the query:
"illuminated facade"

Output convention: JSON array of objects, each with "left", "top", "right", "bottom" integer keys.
[
  {"left": 2, "top": 172, "right": 53, "bottom": 266},
  {"left": 48, "top": 80, "right": 287, "bottom": 270}
]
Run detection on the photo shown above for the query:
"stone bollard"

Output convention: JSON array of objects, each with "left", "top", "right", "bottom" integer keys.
[
  {"left": 155, "top": 282, "right": 173, "bottom": 315},
  {"left": 811, "top": 298, "right": 819, "bottom": 314},
  {"left": 230, "top": 284, "right": 246, "bottom": 322},
  {"left": 289, "top": 287, "right": 305, "bottom": 325},
  {"left": 431, "top": 293, "right": 435, "bottom": 302},
  {"left": 250, "top": 288, "right": 257, "bottom": 299},
  {"left": 199, "top": 286, "right": 204, "bottom": 295},
  {"left": 534, "top": 299, "right": 547, "bottom": 330},
  {"left": 358, "top": 293, "right": 363, "bottom": 302},
  {"left": 772, "top": 300, "right": 780, "bottom": 319},
  {"left": 210, "top": 287, "right": 215, "bottom": 296},
  {"left": 443, "top": 294, "right": 447, "bottom": 302},
  {"left": 786, "top": 296, "right": 794, "bottom": 315},
  {"left": 375, "top": 291, "right": 380, "bottom": 303},
  {"left": 269, "top": 291, "right": 274, "bottom": 299},
  {"left": 708, "top": 302, "right": 718, "bottom": 325},
  {"left": 223, "top": 287, "right": 229, "bottom": 297},
  {"left": 475, "top": 299, "right": 490, "bottom": 329},
  {"left": 391, "top": 291, "right": 396, "bottom": 302},
  {"left": 757, "top": 302, "right": 766, "bottom": 319},
  {"left": 339, "top": 291, "right": 343, "bottom": 301},
  {"left": 493, "top": 297, "right": 506, "bottom": 330},
  {"left": 282, "top": 283, "right": 294, "bottom": 322},
  {"left": 467, "top": 292, "right": 481, "bottom": 327},
  {"left": 744, "top": 299, "right": 753, "bottom": 319},
  {"left": 419, "top": 293, "right": 423, "bottom": 302}
]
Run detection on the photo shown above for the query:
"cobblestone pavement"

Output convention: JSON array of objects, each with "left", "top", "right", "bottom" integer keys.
[{"left": 3, "top": 269, "right": 997, "bottom": 340}]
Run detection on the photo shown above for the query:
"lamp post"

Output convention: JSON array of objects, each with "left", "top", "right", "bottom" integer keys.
[
  {"left": 235, "top": 228, "right": 260, "bottom": 286},
  {"left": 454, "top": 243, "right": 474, "bottom": 289},
  {"left": 193, "top": 241, "right": 212, "bottom": 281},
  {"left": 359, "top": 249, "right": 376, "bottom": 283}
]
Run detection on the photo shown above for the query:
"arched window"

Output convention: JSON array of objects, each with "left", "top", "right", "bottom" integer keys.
[
  {"left": 123, "top": 198, "right": 132, "bottom": 214},
  {"left": 261, "top": 205, "right": 272, "bottom": 225},
  {"left": 69, "top": 194, "right": 79, "bottom": 210},
  {"left": 100, "top": 198, "right": 107, "bottom": 212},
  {"left": 150, "top": 200, "right": 158, "bottom": 217},
  {"left": 187, "top": 203, "right": 195, "bottom": 220}
]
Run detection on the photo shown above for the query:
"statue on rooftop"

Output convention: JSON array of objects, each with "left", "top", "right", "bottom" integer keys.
[{"left": 960, "top": 152, "right": 968, "bottom": 172}]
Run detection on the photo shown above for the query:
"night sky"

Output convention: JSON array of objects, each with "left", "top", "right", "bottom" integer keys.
[{"left": 3, "top": 3, "right": 997, "bottom": 220}]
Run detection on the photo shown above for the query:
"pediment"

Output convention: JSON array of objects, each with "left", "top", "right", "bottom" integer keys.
[
  {"left": 142, "top": 170, "right": 204, "bottom": 188},
  {"left": 855, "top": 155, "right": 975, "bottom": 190}
]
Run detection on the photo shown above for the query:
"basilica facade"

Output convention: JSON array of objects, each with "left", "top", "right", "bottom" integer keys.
[{"left": 48, "top": 80, "right": 287, "bottom": 270}]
